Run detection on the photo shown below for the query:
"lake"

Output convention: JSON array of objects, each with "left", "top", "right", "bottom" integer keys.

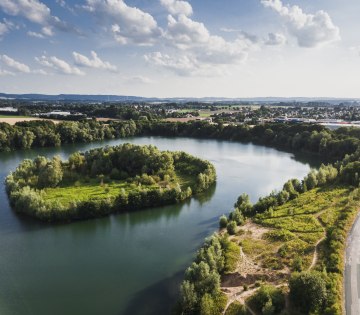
[{"left": 0, "top": 137, "right": 317, "bottom": 315}]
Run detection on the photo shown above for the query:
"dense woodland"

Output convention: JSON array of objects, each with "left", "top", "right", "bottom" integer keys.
[{"left": 5, "top": 143, "right": 215, "bottom": 222}]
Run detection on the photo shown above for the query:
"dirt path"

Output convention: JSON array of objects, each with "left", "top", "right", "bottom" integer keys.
[
  {"left": 308, "top": 209, "right": 327, "bottom": 271},
  {"left": 308, "top": 235, "right": 325, "bottom": 270},
  {"left": 222, "top": 287, "right": 259, "bottom": 314}
]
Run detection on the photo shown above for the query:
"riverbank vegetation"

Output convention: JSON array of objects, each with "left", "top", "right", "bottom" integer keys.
[
  {"left": 177, "top": 145, "right": 360, "bottom": 314},
  {"left": 5, "top": 144, "right": 215, "bottom": 222},
  {"left": 2, "top": 120, "right": 360, "bottom": 164}
]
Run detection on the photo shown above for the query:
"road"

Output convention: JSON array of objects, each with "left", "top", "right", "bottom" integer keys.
[{"left": 345, "top": 214, "right": 360, "bottom": 315}]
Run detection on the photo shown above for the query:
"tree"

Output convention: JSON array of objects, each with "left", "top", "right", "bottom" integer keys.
[
  {"left": 180, "top": 281, "right": 198, "bottom": 315},
  {"left": 226, "top": 221, "right": 237, "bottom": 235},
  {"left": 250, "top": 285, "right": 285, "bottom": 314},
  {"left": 283, "top": 180, "right": 299, "bottom": 199},
  {"left": 231, "top": 209, "right": 245, "bottom": 226},
  {"left": 200, "top": 293, "right": 216, "bottom": 315},
  {"left": 304, "top": 171, "right": 318, "bottom": 190},
  {"left": 38, "top": 156, "right": 63, "bottom": 188},
  {"left": 219, "top": 215, "right": 228, "bottom": 229},
  {"left": 289, "top": 271, "right": 327, "bottom": 313},
  {"left": 234, "top": 193, "right": 253, "bottom": 216}
]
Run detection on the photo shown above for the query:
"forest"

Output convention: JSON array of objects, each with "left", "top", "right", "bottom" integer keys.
[{"left": 5, "top": 143, "right": 216, "bottom": 222}]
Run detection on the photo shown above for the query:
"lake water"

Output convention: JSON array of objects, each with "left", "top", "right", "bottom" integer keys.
[{"left": 0, "top": 137, "right": 317, "bottom": 315}]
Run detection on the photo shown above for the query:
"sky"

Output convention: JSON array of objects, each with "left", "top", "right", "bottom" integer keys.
[{"left": 0, "top": 0, "right": 359, "bottom": 98}]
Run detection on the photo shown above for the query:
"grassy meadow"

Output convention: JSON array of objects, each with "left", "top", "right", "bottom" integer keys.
[{"left": 43, "top": 171, "right": 195, "bottom": 206}]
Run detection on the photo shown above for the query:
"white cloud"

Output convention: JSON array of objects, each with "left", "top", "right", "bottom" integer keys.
[
  {"left": 160, "top": 0, "right": 192, "bottom": 16},
  {"left": 32, "top": 68, "right": 48, "bottom": 75},
  {"left": 261, "top": 0, "right": 340, "bottom": 47},
  {"left": 125, "top": 75, "right": 152, "bottom": 84},
  {"left": 164, "top": 14, "right": 254, "bottom": 64},
  {"left": 0, "top": 54, "right": 31, "bottom": 73},
  {"left": 56, "top": 0, "right": 74, "bottom": 13},
  {"left": 36, "top": 55, "right": 85, "bottom": 75},
  {"left": 41, "top": 26, "right": 53, "bottom": 36},
  {"left": 83, "top": 0, "right": 162, "bottom": 45},
  {"left": 145, "top": 52, "right": 198, "bottom": 76},
  {"left": 265, "top": 32, "right": 286, "bottom": 46},
  {"left": 165, "top": 14, "right": 209, "bottom": 49},
  {"left": 27, "top": 30, "right": 44, "bottom": 38},
  {"left": 0, "top": 22, "right": 8, "bottom": 36},
  {"left": 0, "top": 0, "right": 76, "bottom": 36},
  {"left": 144, "top": 12, "right": 260, "bottom": 77},
  {"left": 0, "top": 18, "right": 19, "bottom": 37},
  {"left": 0, "top": 68, "right": 14, "bottom": 76},
  {"left": 73, "top": 51, "right": 117, "bottom": 72},
  {"left": 144, "top": 51, "right": 228, "bottom": 77},
  {"left": 0, "top": 0, "right": 51, "bottom": 25}
]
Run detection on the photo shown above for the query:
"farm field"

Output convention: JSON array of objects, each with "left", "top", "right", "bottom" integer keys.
[{"left": 0, "top": 116, "right": 61, "bottom": 125}]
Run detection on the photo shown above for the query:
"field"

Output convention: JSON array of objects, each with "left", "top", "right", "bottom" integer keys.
[
  {"left": 221, "top": 185, "right": 357, "bottom": 313},
  {"left": 43, "top": 172, "right": 194, "bottom": 206},
  {"left": 0, "top": 116, "right": 61, "bottom": 125}
]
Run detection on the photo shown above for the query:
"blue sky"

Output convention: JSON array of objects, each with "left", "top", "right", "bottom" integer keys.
[{"left": 0, "top": 0, "right": 359, "bottom": 97}]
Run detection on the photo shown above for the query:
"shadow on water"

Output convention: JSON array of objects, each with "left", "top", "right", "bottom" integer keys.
[
  {"left": 7, "top": 187, "right": 211, "bottom": 234},
  {"left": 122, "top": 271, "right": 184, "bottom": 315},
  {"left": 192, "top": 184, "right": 217, "bottom": 205},
  {"left": 290, "top": 151, "right": 322, "bottom": 168},
  {"left": 197, "top": 215, "right": 221, "bottom": 226}
]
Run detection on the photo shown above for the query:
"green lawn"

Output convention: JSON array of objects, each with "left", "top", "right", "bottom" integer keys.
[{"left": 43, "top": 171, "right": 195, "bottom": 206}]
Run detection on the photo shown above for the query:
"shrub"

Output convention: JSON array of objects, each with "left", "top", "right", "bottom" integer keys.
[
  {"left": 219, "top": 215, "right": 228, "bottom": 229},
  {"left": 289, "top": 271, "right": 327, "bottom": 313},
  {"left": 226, "top": 221, "right": 237, "bottom": 235},
  {"left": 225, "top": 301, "right": 248, "bottom": 315},
  {"left": 249, "top": 285, "right": 285, "bottom": 314}
]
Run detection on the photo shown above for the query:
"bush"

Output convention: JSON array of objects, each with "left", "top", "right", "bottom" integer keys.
[
  {"left": 289, "top": 271, "right": 327, "bottom": 313},
  {"left": 219, "top": 215, "right": 228, "bottom": 229},
  {"left": 225, "top": 301, "right": 248, "bottom": 315},
  {"left": 227, "top": 221, "right": 237, "bottom": 235},
  {"left": 249, "top": 285, "right": 285, "bottom": 314}
]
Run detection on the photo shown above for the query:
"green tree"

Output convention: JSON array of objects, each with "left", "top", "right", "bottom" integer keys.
[
  {"left": 180, "top": 281, "right": 198, "bottom": 315},
  {"left": 219, "top": 215, "right": 228, "bottom": 228},
  {"left": 289, "top": 271, "right": 327, "bottom": 313},
  {"left": 226, "top": 221, "right": 237, "bottom": 235},
  {"left": 305, "top": 170, "right": 318, "bottom": 190}
]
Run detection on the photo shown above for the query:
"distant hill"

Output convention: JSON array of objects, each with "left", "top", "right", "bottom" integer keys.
[{"left": 0, "top": 93, "right": 359, "bottom": 104}]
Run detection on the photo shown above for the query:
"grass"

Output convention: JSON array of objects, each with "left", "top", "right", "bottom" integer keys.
[
  {"left": 229, "top": 186, "right": 353, "bottom": 273},
  {"left": 220, "top": 185, "right": 358, "bottom": 314},
  {"left": 255, "top": 186, "right": 352, "bottom": 269},
  {"left": 43, "top": 171, "right": 195, "bottom": 206}
]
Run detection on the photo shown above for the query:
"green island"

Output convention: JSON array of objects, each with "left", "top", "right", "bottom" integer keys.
[
  {"left": 5, "top": 143, "right": 216, "bottom": 222},
  {"left": 176, "top": 154, "right": 360, "bottom": 314}
]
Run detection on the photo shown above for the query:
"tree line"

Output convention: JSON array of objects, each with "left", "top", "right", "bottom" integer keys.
[{"left": 2, "top": 120, "right": 360, "bottom": 165}]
